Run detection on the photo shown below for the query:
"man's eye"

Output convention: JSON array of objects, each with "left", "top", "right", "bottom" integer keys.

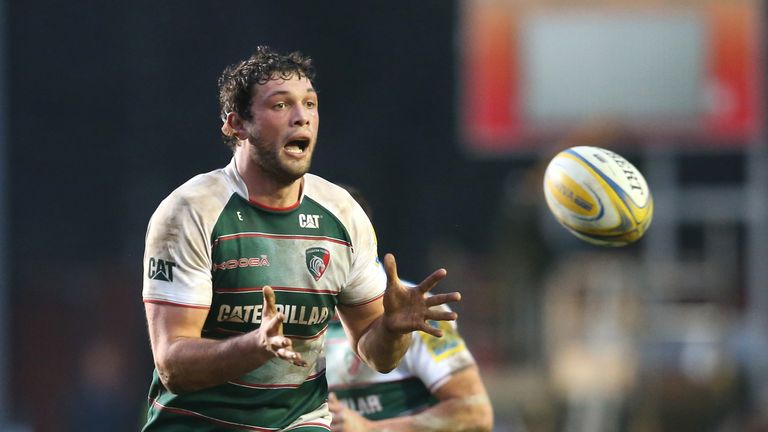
[
  {"left": 273, "top": 102, "right": 286, "bottom": 110},
  {"left": 305, "top": 100, "right": 317, "bottom": 109}
]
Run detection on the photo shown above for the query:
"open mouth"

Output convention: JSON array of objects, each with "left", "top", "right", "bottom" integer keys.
[{"left": 285, "top": 137, "right": 310, "bottom": 154}]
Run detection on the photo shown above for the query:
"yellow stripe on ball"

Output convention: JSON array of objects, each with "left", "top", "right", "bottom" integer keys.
[{"left": 545, "top": 168, "right": 600, "bottom": 219}]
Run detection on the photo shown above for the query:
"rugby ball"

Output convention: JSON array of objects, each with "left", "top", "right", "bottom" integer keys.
[{"left": 543, "top": 146, "right": 653, "bottom": 247}]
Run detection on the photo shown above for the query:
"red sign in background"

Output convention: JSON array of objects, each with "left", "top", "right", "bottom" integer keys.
[{"left": 460, "top": 1, "right": 763, "bottom": 154}]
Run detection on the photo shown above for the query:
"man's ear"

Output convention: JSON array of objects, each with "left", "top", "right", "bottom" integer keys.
[{"left": 223, "top": 112, "right": 247, "bottom": 141}]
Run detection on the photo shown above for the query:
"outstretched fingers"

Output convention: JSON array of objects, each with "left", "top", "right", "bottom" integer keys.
[
  {"left": 261, "top": 285, "right": 306, "bottom": 366},
  {"left": 425, "top": 307, "right": 458, "bottom": 322},
  {"left": 275, "top": 347, "right": 307, "bottom": 367},
  {"left": 261, "top": 286, "right": 283, "bottom": 337},
  {"left": 417, "top": 322, "right": 445, "bottom": 338},
  {"left": 425, "top": 292, "right": 461, "bottom": 307},
  {"left": 262, "top": 285, "right": 277, "bottom": 316},
  {"left": 382, "top": 253, "right": 400, "bottom": 285},
  {"left": 261, "top": 309, "right": 286, "bottom": 334},
  {"left": 417, "top": 268, "right": 448, "bottom": 293},
  {"left": 262, "top": 315, "right": 307, "bottom": 366}
]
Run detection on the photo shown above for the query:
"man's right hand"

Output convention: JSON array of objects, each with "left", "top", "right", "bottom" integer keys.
[{"left": 258, "top": 286, "right": 307, "bottom": 367}]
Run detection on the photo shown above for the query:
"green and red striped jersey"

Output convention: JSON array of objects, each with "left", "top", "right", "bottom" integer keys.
[{"left": 142, "top": 158, "right": 385, "bottom": 431}]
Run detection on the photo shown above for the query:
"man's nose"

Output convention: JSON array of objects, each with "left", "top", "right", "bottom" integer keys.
[{"left": 292, "top": 106, "right": 311, "bottom": 126}]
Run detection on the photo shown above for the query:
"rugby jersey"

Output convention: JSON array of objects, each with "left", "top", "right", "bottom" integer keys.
[
  {"left": 141, "top": 158, "right": 385, "bottom": 431},
  {"left": 325, "top": 304, "right": 475, "bottom": 420}
]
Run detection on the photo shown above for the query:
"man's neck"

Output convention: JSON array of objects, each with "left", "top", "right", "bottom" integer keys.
[
  {"left": 247, "top": 179, "right": 302, "bottom": 209},
  {"left": 235, "top": 153, "right": 303, "bottom": 209}
]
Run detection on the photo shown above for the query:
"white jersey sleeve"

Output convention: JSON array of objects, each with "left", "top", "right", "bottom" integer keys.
[
  {"left": 339, "top": 197, "right": 386, "bottom": 305},
  {"left": 142, "top": 171, "right": 232, "bottom": 308},
  {"left": 402, "top": 310, "right": 477, "bottom": 391}
]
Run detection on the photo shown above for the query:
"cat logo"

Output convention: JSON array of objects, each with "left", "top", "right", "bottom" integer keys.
[
  {"left": 299, "top": 214, "right": 321, "bottom": 229},
  {"left": 148, "top": 257, "right": 176, "bottom": 282}
]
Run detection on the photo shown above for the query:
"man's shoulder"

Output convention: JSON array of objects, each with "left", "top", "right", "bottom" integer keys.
[
  {"left": 153, "top": 167, "right": 235, "bottom": 220},
  {"left": 177, "top": 166, "right": 232, "bottom": 197},
  {"left": 303, "top": 174, "right": 351, "bottom": 199},
  {"left": 302, "top": 174, "right": 360, "bottom": 218}
]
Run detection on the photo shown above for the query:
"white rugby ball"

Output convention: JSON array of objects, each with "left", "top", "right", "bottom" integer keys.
[{"left": 543, "top": 146, "right": 653, "bottom": 247}]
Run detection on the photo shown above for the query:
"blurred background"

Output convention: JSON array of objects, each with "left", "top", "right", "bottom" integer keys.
[{"left": 2, "top": 0, "right": 767, "bottom": 431}]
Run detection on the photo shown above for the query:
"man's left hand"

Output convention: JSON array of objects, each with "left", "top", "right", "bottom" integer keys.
[{"left": 381, "top": 253, "right": 461, "bottom": 338}]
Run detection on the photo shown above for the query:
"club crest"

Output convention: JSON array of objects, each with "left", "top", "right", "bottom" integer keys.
[{"left": 306, "top": 247, "right": 330, "bottom": 281}]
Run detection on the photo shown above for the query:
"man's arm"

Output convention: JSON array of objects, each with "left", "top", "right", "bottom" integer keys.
[
  {"left": 328, "top": 366, "right": 494, "bottom": 432},
  {"left": 145, "top": 286, "right": 306, "bottom": 394},
  {"left": 336, "top": 254, "right": 461, "bottom": 373}
]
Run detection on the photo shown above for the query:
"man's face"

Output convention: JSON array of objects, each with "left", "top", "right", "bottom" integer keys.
[{"left": 242, "top": 75, "right": 319, "bottom": 185}]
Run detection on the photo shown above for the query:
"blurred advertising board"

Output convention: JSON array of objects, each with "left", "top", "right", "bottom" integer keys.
[{"left": 459, "top": 0, "right": 764, "bottom": 154}]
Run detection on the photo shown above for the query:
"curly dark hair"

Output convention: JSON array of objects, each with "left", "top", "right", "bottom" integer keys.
[{"left": 218, "top": 46, "right": 316, "bottom": 150}]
